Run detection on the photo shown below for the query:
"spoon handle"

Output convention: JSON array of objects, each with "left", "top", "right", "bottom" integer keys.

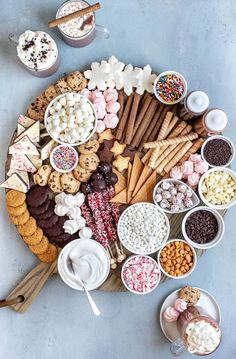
[{"left": 83, "top": 286, "right": 100, "bottom": 316}]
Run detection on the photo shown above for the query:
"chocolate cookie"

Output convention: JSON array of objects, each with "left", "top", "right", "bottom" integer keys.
[
  {"left": 67, "top": 71, "right": 87, "bottom": 91},
  {"left": 34, "top": 200, "right": 55, "bottom": 220},
  {"left": 37, "top": 214, "right": 59, "bottom": 229},
  {"left": 49, "top": 232, "right": 76, "bottom": 248},
  {"left": 79, "top": 153, "right": 100, "bottom": 171},
  {"left": 55, "top": 77, "right": 72, "bottom": 94},
  {"left": 78, "top": 139, "right": 99, "bottom": 155},
  {"left": 27, "top": 95, "right": 49, "bottom": 121},
  {"left": 179, "top": 286, "right": 201, "bottom": 306},
  {"left": 26, "top": 185, "right": 49, "bottom": 207},
  {"left": 73, "top": 165, "right": 92, "bottom": 182},
  {"left": 28, "top": 198, "right": 51, "bottom": 216},
  {"left": 43, "top": 216, "right": 66, "bottom": 237}
]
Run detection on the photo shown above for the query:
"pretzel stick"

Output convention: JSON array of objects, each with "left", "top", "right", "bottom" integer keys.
[
  {"left": 48, "top": 3, "right": 101, "bottom": 28},
  {"left": 148, "top": 112, "right": 173, "bottom": 168},
  {"left": 131, "top": 99, "right": 158, "bottom": 147},
  {"left": 133, "top": 94, "right": 153, "bottom": 134},
  {"left": 163, "top": 141, "right": 193, "bottom": 173},
  {"left": 124, "top": 92, "right": 141, "bottom": 144},
  {"left": 154, "top": 125, "right": 192, "bottom": 172},
  {"left": 151, "top": 122, "right": 189, "bottom": 168},
  {"left": 116, "top": 93, "right": 134, "bottom": 140},
  {"left": 144, "top": 132, "right": 198, "bottom": 149},
  {"left": 177, "top": 138, "right": 204, "bottom": 165},
  {"left": 118, "top": 90, "right": 124, "bottom": 119}
]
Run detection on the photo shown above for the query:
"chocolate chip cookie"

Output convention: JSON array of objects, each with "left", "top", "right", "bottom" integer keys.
[
  {"left": 179, "top": 286, "right": 201, "bottom": 306},
  {"left": 78, "top": 139, "right": 99, "bottom": 155},
  {"left": 73, "top": 165, "right": 92, "bottom": 182},
  {"left": 67, "top": 71, "right": 87, "bottom": 91},
  {"left": 79, "top": 153, "right": 100, "bottom": 171}
]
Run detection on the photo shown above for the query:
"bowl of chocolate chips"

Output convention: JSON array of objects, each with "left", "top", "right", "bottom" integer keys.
[
  {"left": 182, "top": 206, "right": 225, "bottom": 250},
  {"left": 201, "top": 135, "right": 235, "bottom": 168}
]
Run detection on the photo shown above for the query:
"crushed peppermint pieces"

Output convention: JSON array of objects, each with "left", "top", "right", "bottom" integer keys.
[
  {"left": 122, "top": 255, "right": 160, "bottom": 293},
  {"left": 50, "top": 145, "right": 78, "bottom": 172},
  {"left": 118, "top": 203, "right": 169, "bottom": 254}
]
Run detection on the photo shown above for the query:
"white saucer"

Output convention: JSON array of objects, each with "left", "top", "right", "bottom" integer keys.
[{"left": 160, "top": 287, "right": 221, "bottom": 343}]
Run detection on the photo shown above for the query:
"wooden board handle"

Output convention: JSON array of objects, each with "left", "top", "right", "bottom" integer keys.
[{"left": 6, "top": 260, "right": 58, "bottom": 313}]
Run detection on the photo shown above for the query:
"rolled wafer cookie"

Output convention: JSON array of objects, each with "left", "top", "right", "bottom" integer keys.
[
  {"left": 163, "top": 141, "right": 193, "bottom": 174},
  {"left": 144, "top": 132, "right": 198, "bottom": 149},
  {"left": 124, "top": 92, "right": 141, "bottom": 144},
  {"left": 149, "top": 112, "right": 173, "bottom": 168},
  {"left": 133, "top": 94, "right": 153, "bottom": 134},
  {"left": 154, "top": 124, "right": 192, "bottom": 170},
  {"left": 177, "top": 138, "right": 204, "bottom": 165},
  {"left": 116, "top": 93, "right": 134, "bottom": 140}
]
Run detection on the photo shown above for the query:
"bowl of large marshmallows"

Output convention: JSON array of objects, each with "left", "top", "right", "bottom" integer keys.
[{"left": 44, "top": 92, "right": 97, "bottom": 146}]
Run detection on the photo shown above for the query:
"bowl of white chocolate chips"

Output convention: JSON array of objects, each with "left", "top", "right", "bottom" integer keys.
[
  {"left": 198, "top": 167, "right": 236, "bottom": 210},
  {"left": 44, "top": 92, "right": 97, "bottom": 146}
]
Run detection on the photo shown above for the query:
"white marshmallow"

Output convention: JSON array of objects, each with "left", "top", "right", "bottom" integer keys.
[
  {"left": 59, "top": 96, "right": 66, "bottom": 106},
  {"left": 66, "top": 93, "right": 74, "bottom": 101}
]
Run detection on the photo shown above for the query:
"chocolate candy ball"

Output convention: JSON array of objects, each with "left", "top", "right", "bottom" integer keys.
[
  {"left": 105, "top": 172, "right": 118, "bottom": 186},
  {"left": 80, "top": 183, "right": 92, "bottom": 195},
  {"left": 98, "top": 162, "right": 112, "bottom": 174},
  {"left": 90, "top": 171, "right": 104, "bottom": 181},
  {"left": 92, "top": 179, "right": 107, "bottom": 192}
]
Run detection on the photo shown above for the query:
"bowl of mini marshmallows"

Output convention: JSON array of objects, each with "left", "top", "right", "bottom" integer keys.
[
  {"left": 118, "top": 202, "right": 170, "bottom": 255},
  {"left": 153, "top": 179, "right": 200, "bottom": 214},
  {"left": 44, "top": 92, "right": 97, "bottom": 146},
  {"left": 198, "top": 167, "right": 236, "bottom": 210}
]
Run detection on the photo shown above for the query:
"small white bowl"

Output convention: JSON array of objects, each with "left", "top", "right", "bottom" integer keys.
[
  {"left": 117, "top": 202, "right": 170, "bottom": 255},
  {"left": 44, "top": 92, "right": 97, "bottom": 146},
  {"left": 121, "top": 255, "right": 161, "bottom": 295},
  {"left": 58, "top": 238, "right": 110, "bottom": 291},
  {"left": 50, "top": 144, "right": 78, "bottom": 173},
  {"left": 198, "top": 167, "right": 236, "bottom": 210},
  {"left": 157, "top": 239, "right": 197, "bottom": 280},
  {"left": 153, "top": 179, "right": 200, "bottom": 214},
  {"left": 201, "top": 135, "right": 235, "bottom": 168},
  {"left": 153, "top": 70, "right": 188, "bottom": 105},
  {"left": 182, "top": 206, "right": 225, "bottom": 250}
]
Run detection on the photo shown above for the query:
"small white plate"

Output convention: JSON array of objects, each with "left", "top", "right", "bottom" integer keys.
[{"left": 160, "top": 287, "right": 221, "bottom": 342}]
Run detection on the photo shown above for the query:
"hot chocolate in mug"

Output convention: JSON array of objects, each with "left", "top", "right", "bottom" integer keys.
[
  {"left": 170, "top": 306, "right": 221, "bottom": 356},
  {"left": 56, "top": 0, "right": 109, "bottom": 47}
]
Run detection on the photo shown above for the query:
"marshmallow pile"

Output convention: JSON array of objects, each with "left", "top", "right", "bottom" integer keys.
[
  {"left": 54, "top": 192, "right": 93, "bottom": 237},
  {"left": 81, "top": 88, "right": 120, "bottom": 133},
  {"left": 119, "top": 203, "right": 168, "bottom": 254},
  {"left": 170, "top": 154, "right": 209, "bottom": 187},
  {"left": 84, "top": 56, "right": 157, "bottom": 95},
  {"left": 46, "top": 93, "right": 96, "bottom": 144},
  {"left": 154, "top": 181, "right": 195, "bottom": 212}
]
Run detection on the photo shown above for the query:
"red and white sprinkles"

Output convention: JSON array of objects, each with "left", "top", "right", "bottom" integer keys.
[{"left": 122, "top": 255, "right": 161, "bottom": 294}]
